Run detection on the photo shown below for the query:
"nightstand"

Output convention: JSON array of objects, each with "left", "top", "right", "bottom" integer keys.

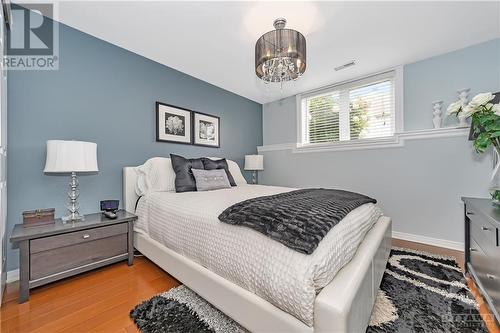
[{"left": 10, "top": 210, "right": 137, "bottom": 303}]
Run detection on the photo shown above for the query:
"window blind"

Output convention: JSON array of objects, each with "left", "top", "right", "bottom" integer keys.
[{"left": 303, "top": 72, "right": 395, "bottom": 144}]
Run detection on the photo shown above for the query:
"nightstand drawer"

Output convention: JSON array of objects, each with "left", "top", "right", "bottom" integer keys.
[
  {"left": 30, "top": 223, "right": 127, "bottom": 254},
  {"left": 30, "top": 234, "right": 127, "bottom": 280},
  {"left": 469, "top": 237, "right": 500, "bottom": 315},
  {"left": 468, "top": 211, "right": 499, "bottom": 257}
]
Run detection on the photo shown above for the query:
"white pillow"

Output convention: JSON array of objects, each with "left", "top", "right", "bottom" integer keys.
[
  {"left": 135, "top": 157, "right": 176, "bottom": 196},
  {"left": 136, "top": 156, "right": 248, "bottom": 196},
  {"left": 227, "top": 159, "right": 247, "bottom": 185},
  {"left": 208, "top": 157, "right": 247, "bottom": 185}
]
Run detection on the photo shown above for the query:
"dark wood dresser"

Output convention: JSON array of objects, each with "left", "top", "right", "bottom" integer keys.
[
  {"left": 10, "top": 210, "right": 137, "bottom": 303},
  {"left": 463, "top": 197, "right": 500, "bottom": 324}
]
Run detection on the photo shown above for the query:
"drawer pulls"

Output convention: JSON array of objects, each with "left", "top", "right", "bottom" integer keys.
[
  {"left": 82, "top": 234, "right": 91, "bottom": 239},
  {"left": 467, "top": 211, "right": 475, "bottom": 215},
  {"left": 481, "top": 226, "right": 491, "bottom": 231},
  {"left": 470, "top": 247, "right": 478, "bottom": 252},
  {"left": 486, "top": 274, "right": 497, "bottom": 280}
]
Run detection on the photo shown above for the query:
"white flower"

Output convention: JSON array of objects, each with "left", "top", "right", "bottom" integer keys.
[
  {"left": 459, "top": 105, "right": 476, "bottom": 118},
  {"left": 469, "top": 92, "right": 494, "bottom": 108},
  {"left": 493, "top": 104, "right": 500, "bottom": 117},
  {"left": 447, "top": 101, "right": 462, "bottom": 115}
]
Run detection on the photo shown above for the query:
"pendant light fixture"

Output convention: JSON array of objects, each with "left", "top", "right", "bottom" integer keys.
[{"left": 255, "top": 18, "right": 306, "bottom": 87}]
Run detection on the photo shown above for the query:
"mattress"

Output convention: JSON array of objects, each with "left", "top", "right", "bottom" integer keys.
[{"left": 135, "top": 184, "right": 382, "bottom": 326}]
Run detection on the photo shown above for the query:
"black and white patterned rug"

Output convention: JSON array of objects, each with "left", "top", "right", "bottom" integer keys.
[{"left": 130, "top": 247, "right": 488, "bottom": 333}]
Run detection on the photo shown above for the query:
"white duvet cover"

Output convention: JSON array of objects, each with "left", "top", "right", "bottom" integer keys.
[{"left": 135, "top": 185, "right": 382, "bottom": 326}]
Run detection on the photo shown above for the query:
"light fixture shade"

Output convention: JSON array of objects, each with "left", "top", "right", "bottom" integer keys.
[
  {"left": 255, "top": 18, "right": 306, "bottom": 83},
  {"left": 244, "top": 155, "right": 264, "bottom": 171},
  {"left": 44, "top": 140, "right": 99, "bottom": 173}
]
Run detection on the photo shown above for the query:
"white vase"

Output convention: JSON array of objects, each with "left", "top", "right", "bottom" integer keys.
[
  {"left": 432, "top": 101, "right": 442, "bottom": 129},
  {"left": 457, "top": 89, "right": 470, "bottom": 128},
  {"left": 457, "top": 114, "right": 468, "bottom": 128},
  {"left": 490, "top": 146, "right": 500, "bottom": 204}
]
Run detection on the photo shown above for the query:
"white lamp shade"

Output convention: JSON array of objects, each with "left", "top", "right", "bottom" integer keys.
[
  {"left": 244, "top": 154, "right": 264, "bottom": 171},
  {"left": 44, "top": 140, "right": 99, "bottom": 173}
]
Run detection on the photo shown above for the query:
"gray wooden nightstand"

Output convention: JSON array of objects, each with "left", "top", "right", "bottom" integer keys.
[{"left": 10, "top": 210, "right": 137, "bottom": 303}]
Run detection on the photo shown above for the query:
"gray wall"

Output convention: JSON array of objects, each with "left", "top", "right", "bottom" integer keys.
[
  {"left": 7, "top": 22, "right": 262, "bottom": 271},
  {"left": 261, "top": 38, "right": 500, "bottom": 245},
  {"left": 404, "top": 39, "right": 500, "bottom": 130}
]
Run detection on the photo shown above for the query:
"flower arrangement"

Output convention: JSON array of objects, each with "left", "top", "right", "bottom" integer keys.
[{"left": 448, "top": 92, "right": 500, "bottom": 201}]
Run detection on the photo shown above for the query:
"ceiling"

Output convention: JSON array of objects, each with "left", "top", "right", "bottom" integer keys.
[{"left": 47, "top": 1, "right": 499, "bottom": 104}]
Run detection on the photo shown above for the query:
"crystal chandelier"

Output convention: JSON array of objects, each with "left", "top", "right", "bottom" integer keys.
[{"left": 255, "top": 18, "right": 306, "bottom": 86}]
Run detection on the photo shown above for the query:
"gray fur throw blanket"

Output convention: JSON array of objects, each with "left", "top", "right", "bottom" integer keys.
[{"left": 218, "top": 189, "right": 377, "bottom": 254}]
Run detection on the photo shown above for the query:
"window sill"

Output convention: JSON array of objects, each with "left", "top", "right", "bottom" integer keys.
[
  {"left": 295, "top": 136, "right": 401, "bottom": 153},
  {"left": 258, "top": 126, "right": 470, "bottom": 153}
]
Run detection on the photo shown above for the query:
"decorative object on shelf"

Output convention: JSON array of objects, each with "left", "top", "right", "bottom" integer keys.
[
  {"left": 44, "top": 140, "right": 99, "bottom": 222},
  {"left": 457, "top": 88, "right": 470, "bottom": 127},
  {"left": 448, "top": 92, "right": 500, "bottom": 204},
  {"left": 431, "top": 101, "right": 443, "bottom": 129},
  {"left": 193, "top": 112, "right": 220, "bottom": 148},
  {"left": 255, "top": 18, "right": 306, "bottom": 87},
  {"left": 244, "top": 155, "right": 264, "bottom": 184},
  {"left": 156, "top": 102, "right": 193, "bottom": 145},
  {"left": 22, "top": 208, "right": 55, "bottom": 228}
]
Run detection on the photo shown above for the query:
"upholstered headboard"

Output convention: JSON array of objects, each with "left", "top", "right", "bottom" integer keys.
[{"left": 123, "top": 167, "right": 139, "bottom": 213}]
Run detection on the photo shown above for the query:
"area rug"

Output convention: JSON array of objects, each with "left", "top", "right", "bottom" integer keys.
[{"left": 130, "top": 247, "right": 488, "bottom": 333}]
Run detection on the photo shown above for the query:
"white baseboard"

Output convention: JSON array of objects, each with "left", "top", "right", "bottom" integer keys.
[
  {"left": 6, "top": 269, "right": 19, "bottom": 283},
  {"left": 392, "top": 231, "right": 463, "bottom": 251}
]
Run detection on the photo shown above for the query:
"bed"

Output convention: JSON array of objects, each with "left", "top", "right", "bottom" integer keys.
[{"left": 123, "top": 158, "right": 391, "bottom": 333}]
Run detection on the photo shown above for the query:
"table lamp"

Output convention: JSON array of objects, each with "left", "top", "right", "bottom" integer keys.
[
  {"left": 44, "top": 140, "right": 99, "bottom": 222},
  {"left": 244, "top": 154, "right": 264, "bottom": 184}
]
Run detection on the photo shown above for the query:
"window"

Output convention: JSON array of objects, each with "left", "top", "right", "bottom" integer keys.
[{"left": 300, "top": 71, "right": 398, "bottom": 146}]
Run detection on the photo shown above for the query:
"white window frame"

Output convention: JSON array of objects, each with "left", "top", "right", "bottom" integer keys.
[{"left": 296, "top": 67, "right": 403, "bottom": 152}]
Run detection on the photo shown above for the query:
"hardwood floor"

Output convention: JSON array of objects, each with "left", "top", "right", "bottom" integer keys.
[
  {"left": 0, "top": 240, "right": 498, "bottom": 333},
  {"left": 1, "top": 256, "right": 179, "bottom": 333}
]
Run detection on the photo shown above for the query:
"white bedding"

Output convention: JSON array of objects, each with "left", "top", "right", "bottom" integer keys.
[{"left": 135, "top": 184, "right": 382, "bottom": 326}]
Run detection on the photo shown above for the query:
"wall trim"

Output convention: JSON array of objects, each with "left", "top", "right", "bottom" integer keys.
[
  {"left": 258, "top": 126, "right": 470, "bottom": 153},
  {"left": 7, "top": 269, "right": 19, "bottom": 283},
  {"left": 392, "top": 231, "right": 464, "bottom": 252},
  {"left": 398, "top": 126, "right": 469, "bottom": 140},
  {"left": 294, "top": 136, "right": 403, "bottom": 153},
  {"left": 257, "top": 142, "right": 296, "bottom": 152}
]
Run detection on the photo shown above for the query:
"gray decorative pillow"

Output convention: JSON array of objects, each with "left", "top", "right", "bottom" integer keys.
[
  {"left": 192, "top": 169, "right": 231, "bottom": 191},
  {"left": 170, "top": 154, "right": 204, "bottom": 193}
]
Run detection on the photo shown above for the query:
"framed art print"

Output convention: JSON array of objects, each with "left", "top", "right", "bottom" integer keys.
[
  {"left": 156, "top": 102, "right": 192, "bottom": 144},
  {"left": 193, "top": 112, "right": 220, "bottom": 147}
]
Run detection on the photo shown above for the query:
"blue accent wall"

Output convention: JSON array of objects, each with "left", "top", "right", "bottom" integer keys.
[{"left": 6, "top": 22, "right": 262, "bottom": 270}]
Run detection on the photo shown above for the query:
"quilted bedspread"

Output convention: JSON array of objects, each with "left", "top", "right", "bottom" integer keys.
[{"left": 135, "top": 185, "right": 382, "bottom": 326}]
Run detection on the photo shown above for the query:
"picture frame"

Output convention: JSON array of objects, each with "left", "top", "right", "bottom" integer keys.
[
  {"left": 156, "top": 102, "right": 192, "bottom": 145},
  {"left": 193, "top": 112, "right": 220, "bottom": 148}
]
